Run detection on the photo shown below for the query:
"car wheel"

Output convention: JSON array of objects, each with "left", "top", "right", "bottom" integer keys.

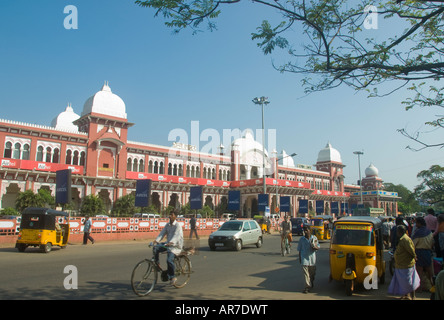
[
  {"left": 256, "top": 237, "right": 262, "bottom": 248},
  {"left": 235, "top": 240, "right": 242, "bottom": 251}
]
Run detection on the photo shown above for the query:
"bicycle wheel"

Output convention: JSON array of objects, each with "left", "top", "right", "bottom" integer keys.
[
  {"left": 281, "top": 238, "right": 287, "bottom": 256},
  {"left": 131, "top": 259, "right": 157, "bottom": 296},
  {"left": 173, "top": 256, "right": 191, "bottom": 288}
]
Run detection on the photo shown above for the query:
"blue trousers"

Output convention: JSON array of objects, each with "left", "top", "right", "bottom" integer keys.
[{"left": 153, "top": 245, "right": 175, "bottom": 279}]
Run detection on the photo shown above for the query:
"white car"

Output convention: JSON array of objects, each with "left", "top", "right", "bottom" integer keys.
[{"left": 208, "top": 220, "right": 263, "bottom": 251}]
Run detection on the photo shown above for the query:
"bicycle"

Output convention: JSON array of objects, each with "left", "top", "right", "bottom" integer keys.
[
  {"left": 281, "top": 232, "right": 291, "bottom": 256},
  {"left": 131, "top": 242, "right": 193, "bottom": 296}
]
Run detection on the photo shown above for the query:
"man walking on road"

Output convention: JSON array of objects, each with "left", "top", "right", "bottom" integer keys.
[
  {"left": 297, "top": 226, "right": 320, "bottom": 293},
  {"left": 189, "top": 214, "right": 199, "bottom": 239},
  {"left": 83, "top": 215, "right": 95, "bottom": 245}
]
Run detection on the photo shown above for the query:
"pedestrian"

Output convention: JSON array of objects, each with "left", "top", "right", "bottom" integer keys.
[
  {"left": 297, "top": 226, "right": 320, "bottom": 293},
  {"left": 189, "top": 214, "right": 199, "bottom": 239},
  {"left": 434, "top": 270, "right": 444, "bottom": 300},
  {"left": 83, "top": 215, "right": 95, "bottom": 245},
  {"left": 382, "top": 218, "right": 392, "bottom": 249},
  {"left": 412, "top": 217, "right": 434, "bottom": 292},
  {"left": 388, "top": 225, "right": 420, "bottom": 300},
  {"left": 425, "top": 208, "right": 440, "bottom": 257},
  {"left": 425, "top": 208, "right": 438, "bottom": 234}
]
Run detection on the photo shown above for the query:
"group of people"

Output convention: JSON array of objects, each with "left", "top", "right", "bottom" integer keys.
[{"left": 388, "top": 209, "right": 444, "bottom": 300}]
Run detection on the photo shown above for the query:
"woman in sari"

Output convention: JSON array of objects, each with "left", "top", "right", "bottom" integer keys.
[{"left": 388, "top": 225, "right": 420, "bottom": 300}]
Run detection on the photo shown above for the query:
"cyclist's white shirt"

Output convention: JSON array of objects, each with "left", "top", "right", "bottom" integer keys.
[{"left": 155, "top": 220, "right": 184, "bottom": 255}]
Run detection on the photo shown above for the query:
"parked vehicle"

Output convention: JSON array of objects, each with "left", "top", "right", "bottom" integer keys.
[
  {"left": 208, "top": 220, "right": 263, "bottom": 251},
  {"left": 16, "top": 207, "right": 70, "bottom": 253},
  {"left": 291, "top": 217, "right": 310, "bottom": 235},
  {"left": 221, "top": 213, "right": 235, "bottom": 220},
  {"left": 329, "top": 216, "right": 386, "bottom": 296}
]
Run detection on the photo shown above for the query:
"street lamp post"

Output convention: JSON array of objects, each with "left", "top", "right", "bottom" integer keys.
[
  {"left": 353, "top": 151, "right": 364, "bottom": 205},
  {"left": 252, "top": 96, "right": 270, "bottom": 195}
]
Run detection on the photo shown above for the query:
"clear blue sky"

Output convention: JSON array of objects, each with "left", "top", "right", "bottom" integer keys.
[{"left": 0, "top": 0, "right": 442, "bottom": 191}]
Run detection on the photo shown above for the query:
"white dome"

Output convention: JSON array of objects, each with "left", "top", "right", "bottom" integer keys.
[
  {"left": 317, "top": 142, "right": 342, "bottom": 163},
  {"left": 82, "top": 83, "right": 127, "bottom": 119},
  {"left": 365, "top": 163, "right": 379, "bottom": 177},
  {"left": 51, "top": 104, "right": 80, "bottom": 131}
]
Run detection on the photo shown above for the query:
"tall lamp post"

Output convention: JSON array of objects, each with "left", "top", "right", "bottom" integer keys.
[
  {"left": 252, "top": 96, "right": 270, "bottom": 194},
  {"left": 353, "top": 151, "right": 364, "bottom": 205}
]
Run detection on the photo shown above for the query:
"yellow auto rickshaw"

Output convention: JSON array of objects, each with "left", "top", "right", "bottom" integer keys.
[
  {"left": 16, "top": 207, "right": 70, "bottom": 253},
  {"left": 329, "top": 216, "right": 386, "bottom": 296},
  {"left": 253, "top": 215, "right": 270, "bottom": 234},
  {"left": 311, "top": 215, "right": 333, "bottom": 240}
]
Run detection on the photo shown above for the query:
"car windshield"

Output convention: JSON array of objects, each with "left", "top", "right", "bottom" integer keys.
[
  {"left": 332, "top": 224, "right": 374, "bottom": 246},
  {"left": 219, "top": 221, "right": 243, "bottom": 231}
]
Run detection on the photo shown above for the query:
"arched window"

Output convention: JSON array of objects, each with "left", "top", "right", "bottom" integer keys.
[
  {"left": 127, "top": 158, "right": 132, "bottom": 171},
  {"left": 153, "top": 161, "right": 158, "bottom": 174},
  {"left": 148, "top": 160, "right": 153, "bottom": 173},
  {"left": 80, "top": 151, "right": 86, "bottom": 166},
  {"left": 132, "top": 159, "right": 138, "bottom": 172},
  {"left": 37, "top": 146, "right": 44, "bottom": 161},
  {"left": 52, "top": 148, "right": 59, "bottom": 163},
  {"left": 22, "top": 144, "right": 30, "bottom": 160},
  {"left": 159, "top": 162, "right": 164, "bottom": 174},
  {"left": 139, "top": 159, "right": 144, "bottom": 172},
  {"left": 45, "top": 147, "right": 52, "bottom": 163},
  {"left": 4, "top": 142, "right": 12, "bottom": 158},
  {"left": 66, "top": 149, "right": 72, "bottom": 164},
  {"left": 168, "top": 163, "right": 173, "bottom": 175},
  {"left": 13, "top": 143, "right": 21, "bottom": 159},
  {"left": 73, "top": 150, "right": 79, "bottom": 165}
]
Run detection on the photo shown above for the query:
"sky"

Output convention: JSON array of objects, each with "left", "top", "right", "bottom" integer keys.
[{"left": 0, "top": 0, "right": 442, "bottom": 191}]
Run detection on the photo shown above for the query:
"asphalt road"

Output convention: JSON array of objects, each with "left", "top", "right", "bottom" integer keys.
[{"left": 0, "top": 234, "right": 431, "bottom": 301}]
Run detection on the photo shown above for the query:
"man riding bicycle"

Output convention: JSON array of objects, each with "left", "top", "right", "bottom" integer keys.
[
  {"left": 153, "top": 210, "right": 183, "bottom": 285},
  {"left": 281, "top": 215, "right": 292, "bottom": 247}
]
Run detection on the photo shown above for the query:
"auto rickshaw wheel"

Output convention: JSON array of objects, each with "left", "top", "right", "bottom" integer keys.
[
  {"left": 41, "top": 242, "right": 52, "bottom": 253},
  {"left": 345, "top": 279, "right": 353, "bottom": 296}
]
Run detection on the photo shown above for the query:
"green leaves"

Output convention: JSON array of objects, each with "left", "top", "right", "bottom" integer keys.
[{"left": 251, "top": 20, "right": 289, "bottom": 54}]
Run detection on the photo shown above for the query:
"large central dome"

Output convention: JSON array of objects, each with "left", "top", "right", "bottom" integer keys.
[
  {"left": 317, "top": 142, "right": 342, "bottom": 163},
  {"left": 82, "top": 82, "right": 127, "bottom": 119}
]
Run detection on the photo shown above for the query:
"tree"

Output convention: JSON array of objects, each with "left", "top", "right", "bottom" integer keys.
[
  {"left": 112, "top": 194, "right": 137, "bottom": 217},
  {"left": 414, "top": 164, "right": 444, "bottom": 206},
  {"left": 135, "top": 0, "right": 444, "bottom": 148},
  {"left": 15, "top": 189, "right": 50, "bottom": 212},
  {"left": 384, "top": 182, "right": 421, "bottom": 214},
  {"left": 80, "top": 195, "right": 105, "bottom": 216}
]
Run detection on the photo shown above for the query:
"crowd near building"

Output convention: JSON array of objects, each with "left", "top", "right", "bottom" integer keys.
[{"left": 0, "top": 83, "right": 399, "bottom": 217}]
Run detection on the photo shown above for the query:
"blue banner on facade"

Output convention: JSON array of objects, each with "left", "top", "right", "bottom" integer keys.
[
  {"left": 228, "top": 190, "right": 241, "bottom": 211},
  {"left": 56, "top": 169, "right": 71, "bottom": 204},
  {"left": 258, "top": 194, "right": 269, "bottom": 212},
  {"left": 135, "top": 179, "right": 151, "bottom": 207},
  {"left": 341, "top": 202, "right": 349, "bottom": 213},
  {"left": 331, "top": 202, "right": 339, "bottom": 214},
  {"left": 316, "top": 200, "right": 324, "bottom": 213},
  {"left": 299, "top": 199, "right": 308, "bottom": 214},
  {"left": 280, "top": 196, "right": 291, "bottom": 212},
  {"left": 190, "top": 186, "right": 203, "bottom": 210}
]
